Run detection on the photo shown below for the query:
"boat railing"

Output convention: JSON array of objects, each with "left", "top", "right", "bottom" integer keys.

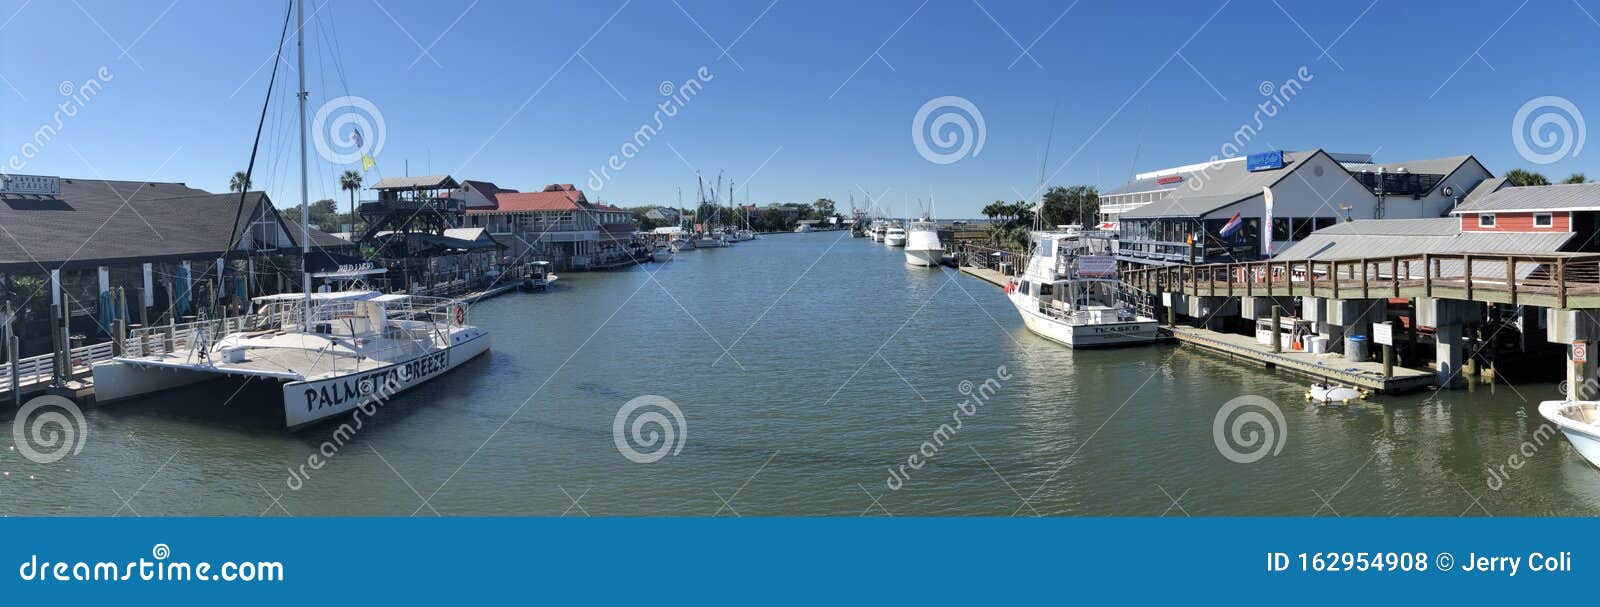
[{"left": 124, "top": 315, "right": 257, "bottom": 359}]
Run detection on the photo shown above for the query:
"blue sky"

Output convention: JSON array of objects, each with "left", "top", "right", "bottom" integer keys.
[{"left": 0, "top": 0, "right": 1593, "bottom": 218}]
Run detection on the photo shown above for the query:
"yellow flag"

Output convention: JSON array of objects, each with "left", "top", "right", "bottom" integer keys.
[{"left": 361, "top": 154, "right": 376, "bottom": 171}]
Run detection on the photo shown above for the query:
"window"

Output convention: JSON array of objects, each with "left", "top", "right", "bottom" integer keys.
[
  {"left": 1291, "top": 217, "right": 1315, "bottom": 241},
  {"left": 1315, "top": 217, "right": 1336, "bottom": 231},
  {"left": 1478, "top": 213, "right": 1496, "bottom": 228},
  {"left": 1272, "top": 218, "right": 1290, "bottom": 241},
  {"left": 1038, "top": 283, "right": 1053, "bottom": 296},
  {"left": 1534, "top": 213, "right": 1553, "bottom": 228}
]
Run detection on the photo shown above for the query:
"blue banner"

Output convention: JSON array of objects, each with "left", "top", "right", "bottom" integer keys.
[{"left": 0, "top": 518, "right": 1585, "bottom": 603}]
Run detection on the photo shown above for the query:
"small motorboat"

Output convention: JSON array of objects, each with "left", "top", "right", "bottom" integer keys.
[
  {"left": 1306, "top": 382, "right": 1366, "bottom": 404},
  {"left": 1539, "top": 400, "right": 1600, "bottom": 468},
  {"left": 651, "top": 245, "right": 672, "bottom": 263}
]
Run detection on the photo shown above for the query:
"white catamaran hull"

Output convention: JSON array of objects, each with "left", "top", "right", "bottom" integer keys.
[
  {"left": 284, "top": 331, "right": 489, "bottom": 429},
  {"left": 1539, "top": 400, "right": 1600, "bottom": 468},
  {"left": 1007, "top": 293, "right": 1160, "bottom": 348},
  {"left": 92, "top": 362, "right": 218, "bottom": 403}
]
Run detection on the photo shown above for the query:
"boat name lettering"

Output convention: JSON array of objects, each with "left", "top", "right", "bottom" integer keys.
[{"left": 302, "top": 351, "right": 450, "bottom": 412}]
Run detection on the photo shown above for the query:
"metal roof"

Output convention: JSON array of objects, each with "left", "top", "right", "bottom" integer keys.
[
  {"left": 371, "top": 175, "right": 458, "bottom": 190},
  {"left": 1342, "top": 155, "right": 1471, "bottom": 177},
  {"left": 1274, "top": 218, "right": 1574, "bottom": 279},
  {"left": 1451, "top": 181, "right": 1600, "bottom": 213},
  {"left": 1119, "top": 150, "right": 1321, "bottom": 219}
]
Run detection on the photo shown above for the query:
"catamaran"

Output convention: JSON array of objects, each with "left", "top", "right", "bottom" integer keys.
[
  {"left": 1005, "top": 227, "right": 1159, "bottom": 348},
  {"left": 92, "top": 0, "right": 490, "bottom": 429}
]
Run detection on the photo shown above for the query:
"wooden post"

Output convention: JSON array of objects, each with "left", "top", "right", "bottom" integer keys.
[
  {"left": 1391, "top": 256, "right": 1399, "bottom": 298},
  {"left": 8, "top": 335, "right": 18, "bottom": 408},
  {"left": 2, "top": 301, "right": 11, "bottom": 402},
  {"left": 1361, "top": 260, "right": 1370, "bottom": 299},
  {"left": 1271, "top": 306, "right": 1282, "bottom": 353},
  {"left": 50, "top": 303, "right": 63, "bottom": 384},
  {"left": 1382, "top": 339, "right": 1393, "bottom": 379},
  {"left": 1506, "top": 256, "right": 1516, "bottom": 305},
  {"left": 1424, "top": 254, "right": 1434, "bottom": 297},
  {"left": 1558, "top": 258, "right": 1568, "bottom": 308},
  {"left": 1464, "top": 254, "right": 1473, "bottom": 301}
]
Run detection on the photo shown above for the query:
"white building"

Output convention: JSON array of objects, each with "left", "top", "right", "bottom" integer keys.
[{"left": 1109, "top": 149, "right": 1491, "bottom": 266}]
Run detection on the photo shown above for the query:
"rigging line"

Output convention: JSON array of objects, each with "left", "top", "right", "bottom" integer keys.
[{"left": 226, "top": 0, "right": 295, "bottom": 254}]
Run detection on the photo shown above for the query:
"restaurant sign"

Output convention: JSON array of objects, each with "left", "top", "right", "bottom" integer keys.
[{"left": 0, "top": 174, "right": 61, "bottom": 196}]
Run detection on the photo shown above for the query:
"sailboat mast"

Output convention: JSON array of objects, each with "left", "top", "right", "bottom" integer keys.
[{"left": 296, "top": 0, "right": 311, "bottom": 327}]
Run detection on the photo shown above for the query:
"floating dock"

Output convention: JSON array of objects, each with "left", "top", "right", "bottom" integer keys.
[{"left": 1167, "top": 326, "right": 1434, "bottom": 394}]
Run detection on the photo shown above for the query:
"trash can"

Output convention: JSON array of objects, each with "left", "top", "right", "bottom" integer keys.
[{"left": 1344, "top": 335, "right": 1368, "bottom": 362}]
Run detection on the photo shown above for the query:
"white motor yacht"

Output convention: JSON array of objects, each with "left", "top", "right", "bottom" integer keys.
[
  {"left": 884, "top": 226, "right": 907, "bottom": 247},
  {"left": 904, "top": 217, "right": 942, "bottom": 267},
  {"left": 1005, "top": 227, "right": 1160, "bottom": 348}
]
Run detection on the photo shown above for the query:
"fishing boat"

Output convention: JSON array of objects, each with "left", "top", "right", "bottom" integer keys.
[
  {"left": 1539, "top": 401, "right": 1600, "bottom": 468},
  {"left": 1005, "top": 227, "right": 1160, "bottom": 348},
  {"left": 884, "top": 226, "right": 907, "bottom": 247},
  {"left": 92, "top": 0, "right": 490, "bottom": 429},
  {"left": 524, "top": 260, "right": 558, "bottom": 290},
  {"left": 904, "top": 217, "right": 941, "bottom": 267}
]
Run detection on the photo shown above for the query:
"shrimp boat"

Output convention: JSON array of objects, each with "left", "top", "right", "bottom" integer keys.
[
  {"left": 92, "top": 0, "right": 490, "bottom": 429},
  {"left": 1005, "top": 227, "right": 1160, "bottom": 348},
  {"left": 1539, "top": 401, "right": 1600, "bottom": 468}
]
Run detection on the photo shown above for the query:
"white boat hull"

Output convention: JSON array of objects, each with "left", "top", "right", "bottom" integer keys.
[
  {"left": 1539, "top": 400, "right": 1600, "bottom": 468},
  {"left": 1007, "top": 293, "right": 1160, "bottom": 348},
  {"left": 905, "top": 248, "right": 941, "bottom": 266},
  {"left": 885, "top": 237, "right": 906, "bottom": 247},
  {"left": 93, "top": 361, "right": 218, "bottom": 403},
  {"left": 284, "top": 330, "right": 489, "bottom": 429},
  {"left": 652, "top": 250, "right": 672, "bottom": 263}
]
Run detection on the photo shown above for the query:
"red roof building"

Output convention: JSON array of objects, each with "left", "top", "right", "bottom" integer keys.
[{"left": 462, "top": 183, "right": 638, "bottom": 270}]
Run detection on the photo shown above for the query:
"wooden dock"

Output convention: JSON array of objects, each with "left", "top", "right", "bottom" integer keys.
[
  {"left": 960, "top": 266, "right": 1008, "bottom": 288},
  {"left": 1168, "top": 326, "right": 1434, "bottom": 393}
]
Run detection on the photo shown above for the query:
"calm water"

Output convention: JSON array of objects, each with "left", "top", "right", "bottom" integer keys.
[{"left": 3, "top": 232, "right": 1598, "bottom": 516}]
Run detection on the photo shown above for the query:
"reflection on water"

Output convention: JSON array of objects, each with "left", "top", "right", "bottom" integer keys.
[{"left": 1, "top": 232, "right": 1597, "bottom": 516}]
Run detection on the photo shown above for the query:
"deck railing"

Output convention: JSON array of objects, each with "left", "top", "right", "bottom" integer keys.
[{"left": 1122, "top": 252, "right": 1600, "bottom": 308}]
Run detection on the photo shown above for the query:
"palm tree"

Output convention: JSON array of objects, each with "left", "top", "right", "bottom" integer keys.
[
  {"left": 229, "top": 171, "right": 251, "bottom": 192},
  {"left": 1564, "top": 172, "right": 1588, "bottom": 184},
  {"left": 339, "top": 170, "right": 363, "bottom": 234},
  {"left": 1503, "top": 168, "right": 1551, "bottom": 187}
]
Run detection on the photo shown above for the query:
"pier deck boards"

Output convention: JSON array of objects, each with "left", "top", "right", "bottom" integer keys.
[
  {"left": 1168, "top": 326, "right": 1434, "bottom": 393},
  {"left": 960, "top": 266, "right": 1008, "bottom": 288}
]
